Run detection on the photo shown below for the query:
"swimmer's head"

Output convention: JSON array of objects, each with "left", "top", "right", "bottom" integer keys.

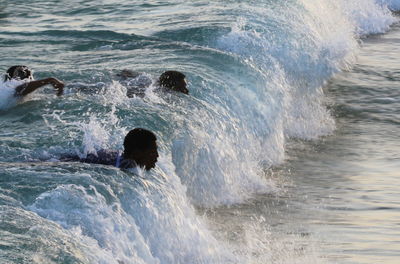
[
  {"left": 5, "top": 66, "right": 33, "bottom": 82},
  {"left": 123, "top": 128, "right": 159, "bottom": 171},
  {"left": 158, "top": 71, "right": 188, "bottom": 94}
]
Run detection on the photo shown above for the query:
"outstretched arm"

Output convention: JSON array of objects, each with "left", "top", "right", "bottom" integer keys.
[{"left": 14, "top": 78, "right": 65, "bottom": 97}]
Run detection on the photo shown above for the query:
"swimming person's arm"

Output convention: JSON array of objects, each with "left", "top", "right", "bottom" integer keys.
[{"left": 14, "top": 78, "right": 64, "bottom": 96}]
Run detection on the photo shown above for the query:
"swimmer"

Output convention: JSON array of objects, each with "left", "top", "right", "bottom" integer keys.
[
  {"left": 62, "top": 128, "right": 159, "bottom": 171},
  {"left": 117, "top": 70, "right": 188, "bottom": 98},
  {"left": 158, "top": 70, "right": 188, "bottom": 95},
  {"left": 3, "top": 65, "right": 64, "bottom": 97}
]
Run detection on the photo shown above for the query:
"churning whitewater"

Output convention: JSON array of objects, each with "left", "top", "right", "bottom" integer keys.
[{"left": 0, "top": 0, "right": 399, "bottom": 263}]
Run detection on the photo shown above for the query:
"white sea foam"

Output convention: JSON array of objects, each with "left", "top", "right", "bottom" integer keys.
[
  {"left": 12, "top": 1, "right": 399, "bottom": 264},
  {"left": 168, "top": 0, "right": 399, "bottom": 206},
  {"left": 64, "top": 0, "right": 399, "bottom": 207},
  {"left": 29, "top": 155, "right": 237, "bottom": 264},
  {"left": 0, "top": 77, "right": 24, "bottom": 110},
  {"left": 216, "top": 0, "right": 397, "bottom": 143}
]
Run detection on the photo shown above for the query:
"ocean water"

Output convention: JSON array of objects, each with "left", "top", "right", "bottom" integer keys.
[{"left": 0, "top": 1, "right": 399, "bottom": 263}]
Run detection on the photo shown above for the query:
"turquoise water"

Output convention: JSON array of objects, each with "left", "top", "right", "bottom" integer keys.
[{"left": 0, "top": 1, "right": 399, "bottom": 263}]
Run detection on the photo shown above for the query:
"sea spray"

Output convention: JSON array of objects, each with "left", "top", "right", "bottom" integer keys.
[
  {"left": 169, "top": 0, "right": 398, "bottom": 206},
  {"left": 1, "top": 1, "right": 399, "bottom": 263},
  {"left": 215, "top": 0, "right": 396, "bottom": 143},
  {"left": 0, "top": 78, "right": 28, "bottom": 110},
  {"left": 33, "top": 0, "right": 399, "bottom": 207},
  {"left": 28, "top": 156, "right": 238, "bottom": 264}
]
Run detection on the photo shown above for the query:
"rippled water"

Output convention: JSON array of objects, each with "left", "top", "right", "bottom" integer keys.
[{"left": 0, "top": 1, "right": 399, "bottom": 263}]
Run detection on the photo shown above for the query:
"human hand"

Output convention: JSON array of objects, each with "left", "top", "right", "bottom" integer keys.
[{"left": 49, "top": 78, "right": 65, "bottom": 96}]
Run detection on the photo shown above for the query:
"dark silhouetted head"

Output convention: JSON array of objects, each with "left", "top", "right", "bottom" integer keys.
[
  {"left": 123, "top": 128, "right": 158, "bottom": 170},
  {"left": 158, "top": 71, "right": 188, "bottom": 94},
  {"left": 5, "top": 65, "right": 33, "bottom": 82}
]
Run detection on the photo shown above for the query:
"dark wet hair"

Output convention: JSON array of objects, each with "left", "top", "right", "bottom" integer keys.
[
  {"left": 123, "top": 128, "right": 157, "bottom": 155},
  {"left": 158, "top": 71, "right": 186, "bottom": 90},
  {"left": 5, "top": 65, "right": 33, "bottom": 82}
]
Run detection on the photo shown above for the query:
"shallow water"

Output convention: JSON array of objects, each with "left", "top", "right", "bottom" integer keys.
[{"left": 1, "top": 1, "right": 400, "bottom": 264}]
